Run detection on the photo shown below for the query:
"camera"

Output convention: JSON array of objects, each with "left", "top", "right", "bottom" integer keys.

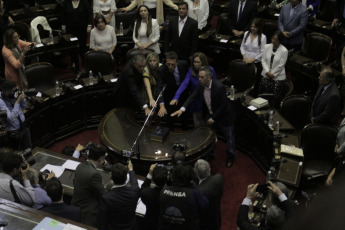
[
  {"left": 15, "top": 88, "right": 38, "bottom": 98},
  {"left": 17, "top": 148, "right": 35, "bottom": 169},
  {"left": 121, "top": 150, "right": 135, "bottom": 158},
  {"left": 39, "top": 169, "right": 50, "bottom": 186},
  {"left": 256, "top": 183, "right": 269, "bottom": 194}
]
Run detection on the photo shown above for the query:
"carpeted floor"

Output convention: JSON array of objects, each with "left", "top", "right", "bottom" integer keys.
[{"left": 49, "top": 129, "right": 265, "bottom": 230}]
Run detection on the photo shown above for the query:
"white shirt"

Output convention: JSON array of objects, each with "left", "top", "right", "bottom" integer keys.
[
  {"left": 240, "top": 32, "right": 267, "bottom": 61},
  {"left": 90, "top": 25, "right": 117, "bottom": 52},
  {"left": 178, "top": 16, "right": 187, "bottom": 36},
  {"left": 144, "top": 0, "right": 157, "bottom": 9}
]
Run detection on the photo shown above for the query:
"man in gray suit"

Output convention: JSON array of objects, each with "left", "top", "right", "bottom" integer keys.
[
  {"left": 278, "top": 0, "right": 308, "bottom": 50},
  {"left": 71, "top": 144, "right": 107, "bottom": 227},
  {"left": 194, "top": 159, "right": 223, "bottom": 230}
]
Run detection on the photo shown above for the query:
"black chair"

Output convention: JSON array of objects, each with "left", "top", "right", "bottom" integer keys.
[
  {"left": 261, "top": 19, "right": 278, "bottom": 43},
  {"left": 216, "top": 13, "right": 230, "bottom": 35},
  {"left": 13, "top": 22, "right": 31, "bottom": 42},
  {"left": 115, "top": 10, "right": 136, "bottom": 36},
  {"left": 300, "top": 124, "right": 338, "bottom": 187},
  {"left": 224, "top": 59, "right": 257, "bottom": 92},
  {"left": 84, "top": 50, "right": 115, "bottom": 76},
  {"left": 258, "top": 79, "right": 294, "bottom": 108},
  {"left": 25, "top": 62, "right": 55, "bottom": 92},
  {"left": 126, "top": 48, "right": 155, "bottom": 62},
  {"left": 280, "top": 94, "right": 312, "bottom": 130}
]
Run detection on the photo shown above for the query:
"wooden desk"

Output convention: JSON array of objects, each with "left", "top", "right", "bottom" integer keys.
[
  {"left": 0, "top": 198, "right": 96, "bottom": 230},
  {"left": 99, "top": 108, "right": 216, "bottom": 164},
  {"left": 31, "top": 147, "right": 112, "bottom": 196}
]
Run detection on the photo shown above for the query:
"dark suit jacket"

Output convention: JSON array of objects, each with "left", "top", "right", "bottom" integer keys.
[
  {"left": 198, "top": 174, "right": 224, "bottom": 230},
  {"left": 98, "top": 171, "right": 140, "bottom": 230},
  {"left": 115, "top": 60, "right": 146, "bottom": 110},
  {"left": 71, "top": 161, "right": 106, "bottom": 227},
  {"left": 157, "top": 63, "right": 189, "bottom": 110},
  {"left": 312, "top": 82, "right": 341, "bottom": 126},
  {"left": 278, "top": 3, "right": 308, "bottom": 45},
  {"left": 140, "top": 178, "right": 163, "bottom": 230},
  {"left": 164, "top": 16, "right": 198, "bottom": 60},
  {"left": 182, "top": 78, "right": 235, "bottom": 126},
  {"left": 227, "top": 0, "right": 257, "bottom": 32},
  {"left": 40, "top": 202, "right": 82, "bottom": 223}
]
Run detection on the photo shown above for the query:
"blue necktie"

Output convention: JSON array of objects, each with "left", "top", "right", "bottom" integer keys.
[{"left": 174, "top": 68, "right": 180, "bottom": 86}]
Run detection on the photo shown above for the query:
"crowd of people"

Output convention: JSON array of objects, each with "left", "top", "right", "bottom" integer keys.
[{"left": 1, "top": 0, "right": 345, "bottom": 229}]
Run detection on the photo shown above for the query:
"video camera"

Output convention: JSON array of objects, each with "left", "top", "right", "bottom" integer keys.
[{"left": 15, "top": 88, "right": 38, "bottom": 98}]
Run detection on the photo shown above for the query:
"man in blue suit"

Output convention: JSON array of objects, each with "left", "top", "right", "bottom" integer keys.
[{"left": 278, "top": 0, "right": 308, "bottom": 50}]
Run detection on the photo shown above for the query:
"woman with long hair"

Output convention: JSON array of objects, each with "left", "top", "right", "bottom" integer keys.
[
  {"left": 240, "top": 18, "right": 267, "bottom": 64},
  {"left": 170, "top": 52, "right": 216, "bottom": 127},
  {"left": 142, "top": 52, "right": 161, "bottom": 107},
  {"left": 2, "top": 29, "right": 34, "bottom": 89},
  {"left": 133, "top": 5, "right": 160, "bottom": 54}
]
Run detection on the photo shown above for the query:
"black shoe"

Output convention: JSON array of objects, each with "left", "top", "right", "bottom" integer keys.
[{"left": 226, "top": 158, "right": 234, "bottom": 168}]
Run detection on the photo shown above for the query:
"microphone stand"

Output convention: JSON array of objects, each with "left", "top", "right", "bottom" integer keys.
[{"left": 128, "top": 84, "right": 167, "bottom": 160}]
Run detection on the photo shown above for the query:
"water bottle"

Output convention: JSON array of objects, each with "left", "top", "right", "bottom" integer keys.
[
  {"left": 55, "top": 81, "right": 61, "bottom": 96},
  {"left": 89, "top": 70, "right": 94, "bottom": 85},
  {"left": 230, "top": 85, "right": 235, "bottom": 100},
  {"left": 275, "top": 121, "right": 280, "bottom": 134},
  {"left": 268, "top": 111, "right": 274, "bottom": 127},
  {"left": 119, "top": 22, "right": 123, "bottom": 36},
  {"left": 49, "top": 30, "right": 54, "bottom": 44}
]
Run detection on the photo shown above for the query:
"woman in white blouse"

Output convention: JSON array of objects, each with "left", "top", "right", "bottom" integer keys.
[
  {"left": 240, "top": 19, "right": 267, "bottom": 64},
  {"left": 184, "top": 0, "right": 209, "bottom": 31},
  {"left": 259, "top": 31, "right": 288, "bottom": 95},
  {"left": 133, "top": 5, "right": 160, "bottom": 54},
  {"left": 93, "top": 0, "right": 117, "bottom": 29},
  {"left": 90, "top": 14, "right": 117, "bottom": 54}
]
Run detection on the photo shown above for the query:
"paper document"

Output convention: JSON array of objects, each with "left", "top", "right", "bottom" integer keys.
[
  {"left": 40, "top": 164, "right": 65, "bottom": 178},
  {"left": 62, "top": 224, "right": 86, "bottom": 230},
  {"left": 62, "top": 160, "right": 80, "bottom": 171}
]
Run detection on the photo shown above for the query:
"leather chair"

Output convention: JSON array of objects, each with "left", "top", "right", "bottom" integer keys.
[
  {"left": 13, "top": 22, "right": 31, "bottom": 42},
  {"left": 259, "top": 79, "right": 294, "bottom": 108},
  {"left": 126, "top": 48, "right": 155, "bottom": 62},
  {"left": 84, "top": 50, "right": 115, "bottom": 76},
  {"left": 280, "top": 94, "right": 312, "bottom": 130},
  {"left": 224, "top": 59, "right": 256, "bottom": 92},
  {"left": 216, "top": 13, "right": 230, "bottom": 35},
  {"left": 301, "top": 33, "right": 332, "bottom": 63},
  {"left": 115, "top": 10, "right": 136, "bottom": 36},
  {"left": 262, "top": 20, "right": 278, "bottom": 43},
  {"left": 25, "top": 62, "right": 55, "bottom": 92},
  {"left": 300, "top": 124, "right": 338, "bottom": 187}
]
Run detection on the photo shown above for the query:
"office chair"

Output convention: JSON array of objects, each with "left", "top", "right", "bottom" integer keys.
[
  {"left": 224, "top": 59, "right": 257, "bottom": 92},
  {"left": 25, "top": 62, "right": 55, "bottom": 92},
  {"left": 84, "top": 50, "right": 115, "bottom": 76},
  {"left": 258, "top": 79, "right": 294, "bottom": 108},
  {"left": 300, "top": 124, "right": 338, "bottom": 188},
  {"left": 280, "top": 94, "right": 312, "bottom": 130},
  {"left": 261, "top": 19, "right": 278, "bottom": 43},
  {"left": 13, "top": 22, "right": 31, "bottom": 42}
]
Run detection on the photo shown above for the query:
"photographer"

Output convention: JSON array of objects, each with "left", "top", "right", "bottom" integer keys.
[
  {"left": 27, "top": 168, "right": 55, "bottom": 209},
  {"left": 0, "top": 80, "right": 31, "bottom": 150},
  {"left": 0, "top": 153, "right": 35, "bottom": 206},
  {"left": 237, "top": 181, "right": 296, "bottom": 230}
]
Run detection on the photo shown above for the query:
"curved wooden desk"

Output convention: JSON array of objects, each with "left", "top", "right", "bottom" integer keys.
[{"left": 99, "top": 108, "right": 216, "bottom": 163}]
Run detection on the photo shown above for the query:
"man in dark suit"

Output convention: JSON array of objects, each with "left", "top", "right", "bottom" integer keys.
[
  {"left": 40, "top": 177, "right": 82, "bottom": 222},
  {"left": 71, "top": 144, "right": 107, "bottom": 227},
  {"left": 157, "top": 52, "right": 189, "bottom": 128},
  {"left": 97, "top": 161, "right": 140, "bottom": 230},
  {"left": 194, "top": 159, "right": 223, "bottom": 230},
  {"left": 115, "top": 54, "right": 151, "bottom": 116},
  {"left": 140, "top": 164, "right": 168, "bottom": 230},
  {"left": 172, "top": 66, "right": 236, "bottom": 167},
  {"left": 311, "top": 68, "right": 341, "bottom": 126},
  {"left": 164, "top": 2, "right": 198, "bottom": 61},
  {"left": 278, "top": 0, "right": 308, "bottom": 50},
  {"left": 237, "top": 181, "right": 296, "bottom": 230},
  {"left": 227, "top": 0, "right": 257, "bottom": 37}
]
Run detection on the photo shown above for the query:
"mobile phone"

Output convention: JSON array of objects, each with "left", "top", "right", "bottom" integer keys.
[{"left": 256, "top": 183, "right": 269, "bottom": 194}]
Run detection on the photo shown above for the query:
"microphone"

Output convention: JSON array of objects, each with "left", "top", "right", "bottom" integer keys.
[
  {"left": 162, "top": 84, "right": 167, "bottom": 92},
  {"left": 81, "top": 141, "right": 93, "bottom": 152}
]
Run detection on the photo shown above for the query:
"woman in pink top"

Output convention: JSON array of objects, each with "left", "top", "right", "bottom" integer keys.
[{"left": 2, "top": 29, "right": 34, "bottom": 89}]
